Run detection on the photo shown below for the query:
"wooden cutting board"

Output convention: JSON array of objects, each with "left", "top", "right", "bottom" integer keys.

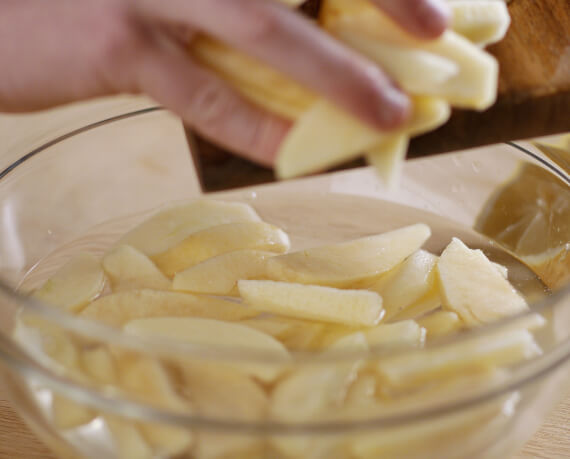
[{"left": 190, "top": 0, "right": 570, "bottom": 191}]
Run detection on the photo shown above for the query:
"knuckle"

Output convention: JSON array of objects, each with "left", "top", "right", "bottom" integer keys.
[{"left": 188, "top": 80, "right": 235, "bottom": 127}]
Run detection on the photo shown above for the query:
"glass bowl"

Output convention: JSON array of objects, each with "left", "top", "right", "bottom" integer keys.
[{"left": 0, "top": 106, "right": 568, "bottom": 459}]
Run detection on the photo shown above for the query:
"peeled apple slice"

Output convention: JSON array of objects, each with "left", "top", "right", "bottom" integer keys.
[
  {"left": 239, "top": 280, "right": 384, "bottom": 327},
  {"left": 266, "top": 224, "right": 431, "bottom": 287},
  {"left": 51, "top": 395, "right": 96, "bottom": 430},
  {"left": 240, "top": 316, "right": 326, "bottom": 351},
  {"left": 124, "top": 317, "right": 290, "bottom": 382},
  {"left": 376, "top": 328, "right": 541, "bottom": 388},
  {"left": 80, "top": 347, "right": 117, "bottom": 384},
  {"left": 104, "top": 416, "right": 154, "bottom": 459},
  {"left": 438, "top": 238, "right": 528, "bottom": 326},
  {"left": 152, "top": 222, "right": 290, "bottom": 277},
  {"left": 275, "top": 97, "right": 450, "bottom": 178},
  {"left": 365, "top": 135, "right": 409, "bottom": 188},
  {"left": 117, "top": 356, "right": 189, "bottom": 411},
  {"left": 118, "top": 200, "right": 261, "bottom": 256},
  {"left": 139, "top": 423, "right": 193, "bottom": 458},
  {"left": 102, "top": 245, "right": 170, "bottom": 292},
  {"left": 80, "top": 289, "right": 258, "bottom": 327},
  {"left": 449, "top": 1, "right": 511, "bottom": 46},
  {"left": 270, "top": 333, "right": 367, "bottom": 456},
  {"left": 361, "top": 249, "right": 438, "bottom": 320},
  {"left": 173, "top": 250, "right": 275, "bottom": 296},
  {"left": 181, "top": 363, "right": 268, "bottom": 420},
  {"left": 180, "top": 364, "right": 268, "bottom": 459},
  {"left": 32, "top": 253, "right": 105, "bottom": 313},
  {"left": 335, "top": 36, "right": 459, "bottom": 94},
  {"left": 417, "top": 310, "right": 464, "bottom": 339},
  {"left": 322, "top": 0, "right": 499, "bottom": 109},
  {"left": 363, "top": 320, "right": 426, "bottom": 349},
  {"left": 391, "top": 288, "right": 442, "bottom": 321},
  {"left": 191, "top": 36, "right": 316, "bottom": 120}
]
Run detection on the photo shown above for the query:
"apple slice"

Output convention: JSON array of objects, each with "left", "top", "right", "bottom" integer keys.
[
  {"left": 104, "top": 416, "right": 153, "bottom": 459},
  {"left": 270, "top": 332, "right": 367, "bottom": 456},
  {"left": 173, "top": 250, "right": 275, "bottom": 296},
  {"left": 376, "top": 328, "right": 541, "bottom": 388},
  {"left": 437, "top": 238, "right": 528, "bottom": 326},
  {"left": 266, "top": 224, "right": 431, "bottom": 287},
  {"left": 32, "top": 253, "right": 105, "bottom": 313},
  {"left": 364, "top": 320, "right": 426, "bottom": 349},
  {"left": 180, "top": 363, "right": 268, "bottom": 459},
  {"left": 391, "top": 288, "right": 442, "bottom": 321},
  {"left": 361, "top": 249, "right": 438, "bottom": 320},
  {"left": 80, "top": 346, "right": 117, "bottom": 384},
  {"left": 323, "top": 0, "right": 499, "bottom": 109},
  {"left": 139, "top": 423, "right": 193, "bottom": 458},
  {"left": 118, "top": 355, "right": 190, "bottom": 411},
  {"left": 51, "top": 395, "right": 96, "bottom": 430},
  {"left": 238, "top": 280, "right": 384, "bottom": 327},
  {"left": 365, "top": 135, "right": 409, "bottom": 189},
  {"left": 80, "top": 289, "right": 258, "bottom": 327},
  {"left": 152, "top": 222, "right": 290, "bottom": 277},
  {"left": 417, "top": 310, "right": 464, "bottom": 339},
  {"left": 103, "top": 245, "right": 170, "bottom": 292},
  {"left": 124, "top": 317, "right": 290, "bottom": 382},
  {"left": 240, "top": 317, "right": 326, "bottom": 351},
  {"left": 449, "top": 1, "right": 511, "bottom": 46},
  {"left": 276, "top": 97, "right": 449, "bottom": 178},
  {"left": 118, "top": 200, "right": 261, "bottom": 256}
]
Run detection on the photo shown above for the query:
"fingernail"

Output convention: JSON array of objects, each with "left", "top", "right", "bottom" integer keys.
[
  {"left": 420, "top": 0, "right": 451, "bottom": 38},
  {"left": 376, "top": 87, "right": 411, "bottom": 129}
]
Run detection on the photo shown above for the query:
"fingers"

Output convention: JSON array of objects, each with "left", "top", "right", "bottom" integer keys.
[
  {"left": 131, "top": 38, "right": 290, "bottom": 166},
  {"left": 371, "top": 0, "right": 451, "bottom": 39},
  {"left": 134, "top": 0, "right": 411, "bottom": 131}
]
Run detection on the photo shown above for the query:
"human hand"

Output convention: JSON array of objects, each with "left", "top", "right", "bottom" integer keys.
[{"left": 0, "top": 0, "right": 449, "bottom": 165}]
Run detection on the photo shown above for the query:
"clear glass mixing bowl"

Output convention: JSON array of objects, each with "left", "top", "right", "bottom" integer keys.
[{"left": 0, "top": 106, "right": 568, "bottom": 459}]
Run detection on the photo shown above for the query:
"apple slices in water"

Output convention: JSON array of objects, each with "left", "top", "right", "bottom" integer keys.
[
  {"left": 80, "top": 289, "right": 257, "bottom": 327},
  {"left": 32, "top": 252, "right": 105, "bottom": 313},
  {"left": 118, "top": 200, "right": 261, "bottom": 256},
  {"left": 124, "top": 317, "right": 290, "bottom": 382},
  {"left": 103, "top": 245, "right": 170, "bottom": 292},
  {"left": 417, "top": 310, "right": 464, "bottom": 339},
  {"left": 152, "top": 222, "right": 290, "bottom": 277},
  {"left": 239, "top": 280, "right": 384, "bottom": 327},
  {"left": 376, "top": 328, "right": 541, "bottom": 388},
  {"left": 360, "top": 249, "right": 438, "bottom": 320},
  {"left": 266, "top": 224, "right": 431, "bottom": 288},
  {"left": 173, "top": 250, "right": 275, "bottom": 296},
  {"left": 438, "top": 238, "right": 528, "bottom": 326}
]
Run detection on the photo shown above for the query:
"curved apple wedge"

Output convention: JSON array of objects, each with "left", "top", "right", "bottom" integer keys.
[
  {"left": 80, "top": 289, "right": 258, "bottom": 327},
  {"left": 152, "top": 222, "right": 290, "bottom": 277},
  {"left": 32, "top": 252, "right": 106, "bottom": 313},
  {"left": 265, "top": 224, "right": 431, "bottom": 287}
]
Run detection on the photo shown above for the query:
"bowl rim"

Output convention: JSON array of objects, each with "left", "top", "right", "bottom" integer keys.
[{"left": 1, "top": 107, "right": 569, "bottom": 431}]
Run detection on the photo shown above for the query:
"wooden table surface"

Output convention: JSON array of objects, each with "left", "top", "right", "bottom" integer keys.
[{"left": 0, "top": 97, "right": 568, "bottom": 458}]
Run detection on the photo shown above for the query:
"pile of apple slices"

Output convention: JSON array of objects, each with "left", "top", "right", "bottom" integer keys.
[
  {"left": 19, "top": 199, "right": 544, "bottom": 459},
  {"left": 191, "top": 0, "right": 511, "bottom": 185}
]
